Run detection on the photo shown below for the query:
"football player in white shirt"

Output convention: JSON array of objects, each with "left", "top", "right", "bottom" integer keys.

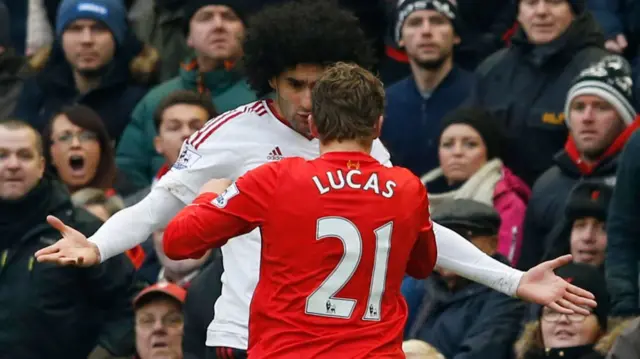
[{"left": 36, "top": 1, "right": 596, "bottom": 358}]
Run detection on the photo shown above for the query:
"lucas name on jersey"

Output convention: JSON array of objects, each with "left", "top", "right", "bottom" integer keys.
[{"left": 312, "top": 169, "right": 396, "bottom": 198}]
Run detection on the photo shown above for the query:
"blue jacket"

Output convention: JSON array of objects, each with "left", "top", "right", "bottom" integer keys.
[
  {"left": 381, "top": 66, "right": 476, "bottom": 179},
  {"left": 402, "top": 255, "right": 525, "bottom": 359}
]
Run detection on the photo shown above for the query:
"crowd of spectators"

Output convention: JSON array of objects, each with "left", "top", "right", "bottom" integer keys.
[{"left": 1, "top": 0, "right": 640, "bottom": 358}]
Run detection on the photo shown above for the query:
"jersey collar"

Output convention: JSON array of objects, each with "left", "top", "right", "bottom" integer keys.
[{"left": 265, "top": 99, "right": 315, "bottom": 141}]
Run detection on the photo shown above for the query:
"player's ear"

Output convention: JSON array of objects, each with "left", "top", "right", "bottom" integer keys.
[
  {"left": 308, "top": 114, "right": 319, "bottom": 139},
  {"left": 372, "top": 116, "right": 384, "bottom": 139},
  {"left": 268, "top": 77, "right": 277, "bottom": 91},
  {"left": 153, "top": 136, "right": 164, "bottom": 156}
]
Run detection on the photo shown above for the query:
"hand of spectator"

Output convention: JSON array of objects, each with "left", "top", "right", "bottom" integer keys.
[
  {"left": 516, "top": 254, "right": 597, "bottom": 315},
  {"left": 605, "top": 34, "right": 628, "bottom": 53},
  {"left": 34, "top": 215, "right": 101, "bottom": 266},
  {"left": 199, "top": 178, "right": 233, "bottom": 195}
]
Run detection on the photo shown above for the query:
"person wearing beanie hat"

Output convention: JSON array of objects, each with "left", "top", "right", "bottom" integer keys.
[
  {"left": 134, "top": 282, "right": 187, "bottom": 359},
  {"left": 382, "top": 0, "right": 477, "bottom": 180},
  {"left": 56, "top": 0, "right": 128, "bottom": 45},
  {"left": 565, "top": 55, "right": 636, "bottom": 127},
  {"left": 535, "top": 263, "right": 610, "bottom": 359},
  {"left": 114, "top": 0, "right": 259, "bottom": 188},
  {"left": 421, "top": 107, "right": 530, "bottom": 265},
  {"left": 517, "top": 55, "right": 636, "bottom": 272},
  {"left": 564, "top": 181, "right": 613, "bottom": 267}
]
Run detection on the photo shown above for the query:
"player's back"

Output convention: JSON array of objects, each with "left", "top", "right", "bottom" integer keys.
[{"left": 249, "top": 151, "right": 433, "bottom": 358}]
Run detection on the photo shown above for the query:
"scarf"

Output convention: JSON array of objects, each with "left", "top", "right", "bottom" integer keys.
[{"left": 420, "top": 158, "right": 503, "bottom": 211}]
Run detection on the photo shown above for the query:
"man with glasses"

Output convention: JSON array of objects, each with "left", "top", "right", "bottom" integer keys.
[
  {"left": 134, "top": 282, "right": 187, "bottom": 359},
  {"left": 521, "top": 262, "right": 611, "bottom": 358}
]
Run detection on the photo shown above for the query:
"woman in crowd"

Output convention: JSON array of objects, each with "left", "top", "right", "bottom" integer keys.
[
  {"left": 420, "top": 106, "right": 530, "bottom": 265},
  {"left": 44, "top": 104, "right": 135, "bottom": 196},
  {"left": 515, "top": 263, "right": 623, "bottom": 359}
]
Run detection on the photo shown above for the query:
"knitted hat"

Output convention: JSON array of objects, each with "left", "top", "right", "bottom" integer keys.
[
  {"left": 565, "top": 180, "right": 613, "bottom": 223},
  {"left": 394, "top": 0, "right": 458, "bottom": 45},
  {"left": 432, "top": 199, "right": 501, "bottom": 238},
  {"left": 549, "top": 263, "right": 610, "bottom": 330},
  {"left": 184, "top": 0, "right": 257, "bottom": 34},
  {"left": 56, "top": 0, "right": 128, "bottom": 45},
  {"left": 439, "top": 106, "right": 503, "bottom": 161},
  {"left": 0, "top": 2, "right": 10, "bottom": 49},
  {"left": 565, "top": 55, "right": 636, "bottom": 127}
]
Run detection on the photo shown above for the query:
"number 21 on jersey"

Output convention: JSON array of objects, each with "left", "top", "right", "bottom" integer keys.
[{"left": 305, "top": 216, "right": 392, "bottom": 321}]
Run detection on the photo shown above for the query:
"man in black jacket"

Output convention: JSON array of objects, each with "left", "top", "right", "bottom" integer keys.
[
  {"left": 473, "top": 0, "right": 609, "bottom": 186},
  {"left": 518, "top": 55, "right": 638, "bottom": 270},
  {"left": 0, "top": 119, "right": 137, "bottom": 359}
]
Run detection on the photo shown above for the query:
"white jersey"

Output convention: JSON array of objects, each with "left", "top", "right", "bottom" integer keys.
[{"left": 156, "top": 100, "right": 391, "bottom": 349}]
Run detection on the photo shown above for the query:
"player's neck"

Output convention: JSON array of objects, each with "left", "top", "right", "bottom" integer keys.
[{"left": 319, "top": 140, "right": 372, "bottom": 156}]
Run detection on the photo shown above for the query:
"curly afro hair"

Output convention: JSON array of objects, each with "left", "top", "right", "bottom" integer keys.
[{"left": 243, "top": 0, "right": 377, "bottom": 97}]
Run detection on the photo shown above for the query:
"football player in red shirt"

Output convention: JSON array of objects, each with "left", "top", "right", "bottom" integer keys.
[{"left": 159, "top": 63, "right": 593, "bottom": 358}]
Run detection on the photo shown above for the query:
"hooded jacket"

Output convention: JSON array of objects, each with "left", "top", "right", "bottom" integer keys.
[
  {"left": 517, "top": 117, "right": 640, "bottom": 270},
  {"left": 472, "top": 12, "right": 609, "bottom": 186}
]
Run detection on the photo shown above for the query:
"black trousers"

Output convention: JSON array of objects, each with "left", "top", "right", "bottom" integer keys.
[{"left": 206, "top": 346, "right": 248, "bottom": 359}]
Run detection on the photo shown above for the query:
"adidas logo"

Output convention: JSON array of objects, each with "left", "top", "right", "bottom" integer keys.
[{"left": 267, "top": 146, "right": 284, "bottom": 161}]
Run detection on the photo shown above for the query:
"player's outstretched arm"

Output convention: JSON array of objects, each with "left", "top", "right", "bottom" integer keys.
[
  {"left": 35, "top": 186, "right": 186, "bottom": 266},
  {"left": 433, "top": 222, "right": 596, "bottom": 315}
]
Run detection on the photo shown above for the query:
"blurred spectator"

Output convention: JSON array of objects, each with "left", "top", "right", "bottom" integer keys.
[
  {"left": 0, "top": 118, "right": 136, "bottom": 359},
  {"left": 153, "top": 229, "right": 210, "bottom": 286},
  {"left": 473, "top": 0, "right": 609, "bottom": 186},
  {"left": 44, "top": 105, "right": 137, "bottom": 196},
  {"left": 382, "top": 0, "right": 476, "bottom": 177},
  {"left": 403, "top": 339, "right": 446, "bottom": 359},
  {"left": 403, "top": 199, "right": 525, "bottom": 359},
  {"left": 606, "top": 316, "right": 640, "bottom": 358},
  {"left": 519, "top": 55, "right": 638, "bottom": 270},
  {"left": 421, "top": 107, "right": 530, "bottom": 265},
  {"left": 454, "top": 0, "right": 516, "bottom": 71},
  {"left": 587, "top": 0, "right": 640, "bottom": 69},
  {"left": 514, "top": 263, "right": 619, "bottom": 359},
  {"left": 134, "top": 282, "right": 186, "bottom": 359},
  {"left": 150, "top": 92, "right": 214, "bottom": 286},
  {"left": 0, "top": 2, "right": 29, "bottom": 120},
  {"left": 542, "top": 180, "right": 613, "bottom": 269},
  {"left": 72, "top": 187, "right": 126, "bottom": 221},
  {"left": 131, "top": 0, "right": 190, "bottom": 82},
  {"left": 606, "top": 130, "right": 640, "bottom": 316},
  {"left": 182, "top": 250, "right": 223, "bottom": 359},
  {"left": 115, "top": 1, "right": 258, "bottom": 190},
  {"left": 124, "top": 90, "right": 214, "bottom": 285},
  {"left": 13, "top": 0, "right": 158, "bottom": 141}
]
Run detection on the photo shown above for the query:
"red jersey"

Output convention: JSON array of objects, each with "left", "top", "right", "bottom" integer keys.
[{"left": 163, "top": 151, "right": 437, "bottom": 358}]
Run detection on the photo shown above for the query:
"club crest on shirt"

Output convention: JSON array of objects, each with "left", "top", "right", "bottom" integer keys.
[{"left": 173, "top": 145, "right": 202, "bottom": 170}]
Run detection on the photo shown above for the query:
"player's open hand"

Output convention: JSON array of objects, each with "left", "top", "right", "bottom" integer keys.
[
  {"left": 34, "top": 215, "right": 100, "bottom": 267},
  {"left": 199, "top": 178, "right": 233, "bottom": 195},
  {"left": 516, "top": 254, "right": 596, "bottom": 315}
]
